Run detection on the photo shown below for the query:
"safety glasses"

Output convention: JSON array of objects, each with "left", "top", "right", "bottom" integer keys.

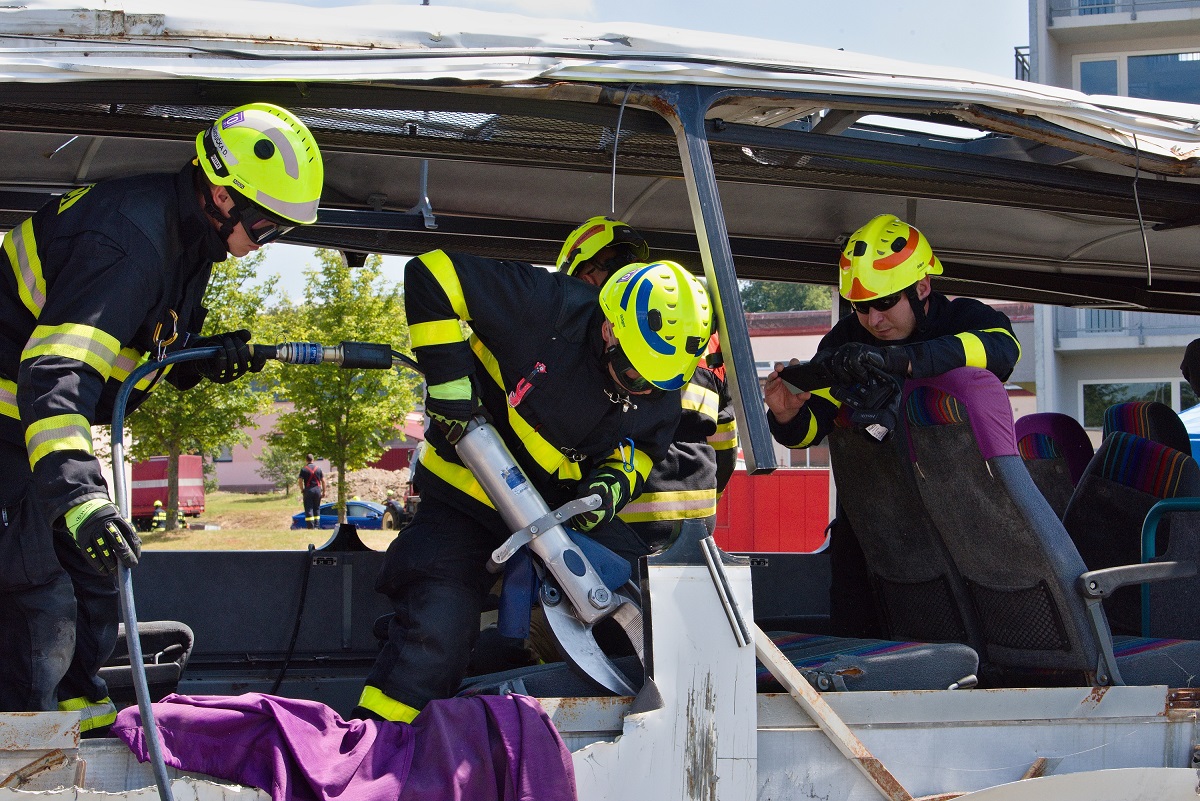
[
  {"left": 850, "top": 291, "right": 903, "bottom": 316},
  {"left": 232, "top": 197, "right": 295, "bottom": 246},
  {"left": 604, "top": 343, "right": 657, "bottom": 395}
]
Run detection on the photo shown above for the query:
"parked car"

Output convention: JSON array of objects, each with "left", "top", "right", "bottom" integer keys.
[{"left": 290, "top": 500, "right": 386, "bottom": 530}]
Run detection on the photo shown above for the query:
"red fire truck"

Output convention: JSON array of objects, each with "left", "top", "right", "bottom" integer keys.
[{"left": 130, "top": 455, "right": 205, "bottom": 531}]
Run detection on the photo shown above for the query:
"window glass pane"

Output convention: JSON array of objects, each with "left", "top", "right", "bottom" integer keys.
[
  {"left": 1182, "top": 382, "right": 1199, "bottom": 411},
  {"left": 1080, "top": 59, "right": 1118, "bottom": 95},
  {"left": 1082, "top": 382, "right": 1172, "bottom": 428},
  {"left": 213, "top": 445, "right": 233, "bottom": 463},
  {"left": 1129, "top": 53, "right": 1200, "bottom": 104}
]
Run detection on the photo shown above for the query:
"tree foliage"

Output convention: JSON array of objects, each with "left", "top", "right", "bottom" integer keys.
[
  {"left": 739, "top": 280, "right": 831, "bottom": 313},
  {"left": 270, "top": 250, "right": 419, "bottom": 522},
  {"left": 126, "top": 252, "right": 277, "bottom": 528},
  {"left": 256, "top": 433, "right": 301, "bottom": 496}
]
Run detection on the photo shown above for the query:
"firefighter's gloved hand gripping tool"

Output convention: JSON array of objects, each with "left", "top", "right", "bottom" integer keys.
[{"left": 112, "top": 342, "right": 645, "bottom": 801}]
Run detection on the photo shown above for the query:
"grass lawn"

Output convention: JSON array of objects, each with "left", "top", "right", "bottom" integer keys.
[{"left": 140, "top": 490, "right": 396, "bottom": 551}]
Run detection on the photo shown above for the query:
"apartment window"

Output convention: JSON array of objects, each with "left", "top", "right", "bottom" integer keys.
[
  {"left": 1077, "top": 51, "right": 1200, "bottom": 104},
  {"left": 213, "top": 446, "right": 233, "bottom": 463},
  {"left": 1079, "top": 0, "right": 1115, "bottom": 14},
  {"left": 1129, "top": 52, "right": 1200, "bottom": 104},
  {"left": 1081, "top": 380, "right": 1173, "bottom": 428},
  {"left": 1080, "top": 59, "right": 1118, "bottom": 95}
]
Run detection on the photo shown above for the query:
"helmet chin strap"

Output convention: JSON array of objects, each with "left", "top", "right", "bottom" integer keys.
[
  {"left": 905, "top": 283, "right": 930, "bottom": 333},
  {"left": 203, "top": 195, "right": 244, "bottom": 244}
]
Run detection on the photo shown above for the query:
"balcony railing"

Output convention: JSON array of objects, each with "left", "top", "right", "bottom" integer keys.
[
  {"left": 1050, "top": 0, "right": 1200, "bottom": 19},
  {"left": 1055, "top": 307, "right": 1200, "bottom": 344},
  {"left": 1014, "top": 46, "right": 1031, "bottom": 81}
]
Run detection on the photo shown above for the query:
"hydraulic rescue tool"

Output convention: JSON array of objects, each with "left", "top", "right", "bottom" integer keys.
[{"left": 111, "top": 341, "right": 646, "bottom": 801}]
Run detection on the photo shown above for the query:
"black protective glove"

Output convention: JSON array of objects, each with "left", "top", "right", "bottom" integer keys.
[
  {"left": 829, "top": 342, "right": 909, "bottom": 385},
  {"left": 192, "top": 329, "right": 267, "bottom": 384},
  {"left": 570, "top": 466, "right": 631, "bottom": 532},
  {"left": 847, "top": 376, "right": 904, "bottom": 441},
  {"left": 67, "top": 501, "right": 141, "bottom": 576}
]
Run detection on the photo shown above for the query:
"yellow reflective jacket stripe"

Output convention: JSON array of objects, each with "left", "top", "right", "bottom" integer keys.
[
  {"left": 411, "top": 319, "right": 467, "bottom": 349},
  {"left": 418, "top": 443, "right": 495, "bottom": 509},
  {"left": 357, "top": 686, "right": 420, "bottom": 723},
  {"left": 23, "top": 323, "right": 121, "bottom": 378},
  {"left": 680, "top": 382, "right": 719, "bottom": 423},
  {"left": 26, "top": 413, "right": 93, "bottom": 469},
  {"left": 4, "top": 218, "right": 46, "bottom": 317},
  {"left": 709, "top": 420, "right": 737, "bottom": 449},
  {"left": 107, "top": 347, "right": 169, "bottom": 391},
  {"left": 58, "top": 695, "right": 117, "bottom": 732},
  {"left": 470, "top": 336, "right": 582, "bottom": 482},
  {"left": 618, "top": 489, "right": 718, "bottom": 523},
  {"left": 0, "top": 377, "right": 17, "bottom": 420},
  {"left": 419, "top": 250, "right": 471, "bottom": 321}
]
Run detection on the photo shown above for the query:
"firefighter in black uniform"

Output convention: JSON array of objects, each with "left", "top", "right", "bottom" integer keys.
[
  {"left": 0, "top": 102, "right": 324, "bottom": 731},
  {"left": 765, "top": 214, "right": 1020, "bottom": 637},
  {"left": 355, "top": 253, "right": 713, "bottom": 723},
  {"left": 556, "top": 216, "right": 737, "bottom": 549}
]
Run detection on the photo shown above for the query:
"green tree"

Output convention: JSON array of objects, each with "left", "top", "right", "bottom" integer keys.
[
  {"left": 739, "top": 280, "right": 830, "bottom": 313},
  {"left": 272, "top": 250, "right": 419, "bottom": 523},
  {"left": 126, "top": 252, "right": 278, "bottom": 529},
  {"left": 256, "top": 433, "right": 301, "bottom": 496}
]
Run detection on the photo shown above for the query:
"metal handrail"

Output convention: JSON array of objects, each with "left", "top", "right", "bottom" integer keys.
[{"left": 1139, "top": 496, "right": 1200, "bottom": 635}]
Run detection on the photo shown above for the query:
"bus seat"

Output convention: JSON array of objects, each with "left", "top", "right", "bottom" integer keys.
[
  {"left": 904, "top": 368, "right": 1200, "bottom": 688},
  {"left": 1104, "top": 401, "right": 1191, "bottom": 455},
  {"left": 1014, "top": 412, "right": 1094, "bottom": 518},
  {"left": 1063, "top": 432, "right": 1200, "bottom": 637},
  {"left": 99, "top": 621, "right": 195, "bottom": 706},
  {"left": 459, "top": 631, "right": 979, "bottom": 697},
  {"left": 828, "top": 418, "right": 985, "bottom": 654}
]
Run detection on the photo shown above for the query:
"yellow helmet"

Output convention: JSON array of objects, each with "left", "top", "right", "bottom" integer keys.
[
  {"left": 154, "top": 500, "right": 163, "bottom": 507},
  {"left": 599, "top": 261, "right": 712, "bottom": 391},
  {"left": 196, "top": 103, "right": 324, "bottom": 227},
  {"left": 838, "top": 214, "right": 942, "bottom": 302},
  {"left": 557, "top": 216, "right": 649, "bottom": 277}
]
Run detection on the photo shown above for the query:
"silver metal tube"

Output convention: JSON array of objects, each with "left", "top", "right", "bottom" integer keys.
[{"left": 455, "top": 420, "right": 612, "bottom": 624}]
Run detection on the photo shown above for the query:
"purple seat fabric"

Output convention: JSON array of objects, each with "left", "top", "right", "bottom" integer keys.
[
  {"left": 113, "top": 692, "right": 577, "bottom": 801},
  {"left": 1014, "top": 413, "right": 1094, "bottom": 519},
  {"left": 1014, "top": 412, "right": 1094, "bottom": 486}
]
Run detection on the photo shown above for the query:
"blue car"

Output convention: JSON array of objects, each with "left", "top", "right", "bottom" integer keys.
[{"left": 291, "top": 500, "right": 386, "bottom": 530}]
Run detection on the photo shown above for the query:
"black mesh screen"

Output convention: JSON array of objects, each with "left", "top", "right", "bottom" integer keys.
[
  {"left": 968, "top": 579, "right": 1071, "bottom": 652},
  {"left": 875, "top": 574, "right": 968, "bottom": 643}
]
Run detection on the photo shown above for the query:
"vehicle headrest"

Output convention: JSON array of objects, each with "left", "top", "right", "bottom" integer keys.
[
  {"left": 902, "top": 368, "right": 1017, "bottom": 462},
  {"left": 1103, "top": 401, "right": 1191, "bottom": 456},
  {"left": 1014, "top": 412, "right": 1095, "bottom": 485}
]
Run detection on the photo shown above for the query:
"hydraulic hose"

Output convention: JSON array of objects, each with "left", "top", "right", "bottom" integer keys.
[{"left": 109, "top": 340, "right": 400, "bottom": 801}]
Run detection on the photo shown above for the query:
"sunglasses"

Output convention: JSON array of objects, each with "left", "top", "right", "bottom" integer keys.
[
  {"left": 604, "top": 343, "right": 658, "bottom": 395},
  {"left": 850, "top": 292, "right": 904, "bottom": 315},
  {"left": 232, "top": 194, "right": 295, "bottom": 246}
]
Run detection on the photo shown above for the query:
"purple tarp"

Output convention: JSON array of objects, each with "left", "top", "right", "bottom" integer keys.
[{"left": 114, "top": 692, "right": 577, "bottom": 801}]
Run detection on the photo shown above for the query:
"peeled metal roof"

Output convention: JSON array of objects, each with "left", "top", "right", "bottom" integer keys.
[{"left": 3, "top": 0, "right": 1200, "bottom": 165}]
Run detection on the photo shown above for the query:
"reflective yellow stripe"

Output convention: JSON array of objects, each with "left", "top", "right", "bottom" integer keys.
[
  {"left": 983, "top": 326, "right": 1022, "bottom": 362},
  {"left": 4, "top": 219, "right": 46, "bottom": 317},
  {"left": 619, "top": 489, "right": 717, "bottom": 523},
  {"left": 709, "top": 421, "right": 737, "bottom": 449},
  {"left": 58, "top": 695, "right": 117, "bottom": 731},
  {"left": 0, "top": 377, "right": 16, "bottom": 421},
  {"left": 956, "top": 332, "right": 987, "bottom": 369},
  {"left": 108, "top": 347, "right": 166, "bottom": 390},
  {"left": 681, "top": 383, "right": 719, "bottom": 423},
  {"left": 410, "top": 319, "right": 466, "bottom": 349},
  {"left": 23, "top": 323, "right": 121, "bottom": 378},
  {"left": 357, "top": 686, "right": 420, "bottom": 723},
  {"left": 419, "top": 443, "right": 495, "bottom": 508},
  {"left": 601, "top": 446, "right": 654, "bottom": 484},
  {"left": 419, "top": 250, "right": 471, "bottom": 322},
  {"left": 26, "top": 413, "right": 93, "bottom": 469},
  {"left": 470, "top": 336, "right": 580, "bottom": 481},
  {"left": 57, "top": 185, "right": 92, "bottom": 214}
]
